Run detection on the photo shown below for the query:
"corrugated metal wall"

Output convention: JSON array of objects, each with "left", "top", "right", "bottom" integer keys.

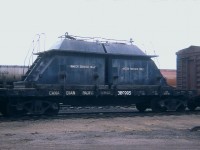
[{"left": 176, "top": 46, "right": 200, "bottom": 94}]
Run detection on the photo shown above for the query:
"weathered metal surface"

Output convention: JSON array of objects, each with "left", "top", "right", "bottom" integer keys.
[
  {"left": 22, "top": 54, "right": 165, "bottom": 89},
  {"left": 12, "top": 35, "right": 187, "bottom": 101},
  {"left": 104, "top": 43, "right": 146, "bottom": 56},
  {"left": 176, "top": 46, "right": 200, "bottom": 94},
  {"left": 19, "top": 36, "right": 167, "bottom": 90},
  {"left": 49, "top": 38, "right": 152, "bottom": 57},
  {"left": 109, "top": 58, "right": 164, "bottom": 85},
  {"left": 50, "top": 39, "right": 105, "bottom": 54},
  {"left": 36, "top": 55, "right": 105, "bottom": 85}
]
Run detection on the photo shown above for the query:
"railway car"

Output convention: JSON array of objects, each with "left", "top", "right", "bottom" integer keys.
[
  {"left": 160, "top": 69, "right": 176, "bottom": 87},
  {"left": 176, "top": 46, "right": 200, "bottom": 110},
  {"left": 0, "top": 33, "right": 196, "bottom": 116},
  {"left": 0, "top": 65, "right": 28, "bottom": 88}
]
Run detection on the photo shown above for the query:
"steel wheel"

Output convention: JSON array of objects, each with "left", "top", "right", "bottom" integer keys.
[
  {"left": 187, "top": 102, "right": 197, "bottom": 111},
  {"left": 136, "top": 103, "right": 147, "bottom": 112},
  {"left": 151, "top": 99, "right": 166, "bottom": 112},
  {"left": 23, "top": 100, "right": 60, "bottom": 115}
]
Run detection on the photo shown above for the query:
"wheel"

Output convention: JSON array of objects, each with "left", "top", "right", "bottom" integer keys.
[
  {"left": 187, "top": 102, "right": 197, "bottom": 111},
  {"left": 136, "top": 103, "right": 147, "bottom": 112},
  {"left": 46, "top": 102, "right": 60, "bottom": 115},
  {"left": 151, "top": 99, "right": 166, "bottom": 112},
  {"left": 0, "top": 102, "right": 8, "bottom": 116},
  {"left": 6, "top": 102, "right": 25, "bottom": 117},
  {"left": 176, "top": 104, "right": 186, "bottom": 112},
  {"left": 23, "top": 100, "right": 60, "bottom": 115},
  {"left": 1, "top": 100, "right": 60, "bottom": 116},
  {"left": 156, "top": 98, "right": 186, "bottom": 112}
]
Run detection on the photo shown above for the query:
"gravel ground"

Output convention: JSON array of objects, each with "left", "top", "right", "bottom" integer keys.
[{"left": 0, "top": 114, "right": 200, "bottom": 150}]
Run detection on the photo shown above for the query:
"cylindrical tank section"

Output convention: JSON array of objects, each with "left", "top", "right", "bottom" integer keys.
[
  {"left": 176, "top": 46, "right": 200, "bottom": 94},
  {"left": 160, "top": 69, "right": 176, "bottom": 87},
  {"left": 0, "top": 65, "right": 28, "bottom": 87}
]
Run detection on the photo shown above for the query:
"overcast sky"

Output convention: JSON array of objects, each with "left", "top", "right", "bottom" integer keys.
[{"left": 0, "top": 0, "right": 200, "bottom": 69}]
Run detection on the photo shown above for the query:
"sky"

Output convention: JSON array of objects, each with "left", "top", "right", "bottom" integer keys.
[{"left": 0, "top": 0, "right": 200, "bottom": 69}]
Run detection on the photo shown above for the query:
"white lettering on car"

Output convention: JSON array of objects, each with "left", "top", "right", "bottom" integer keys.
[
  {"left": 66, "top": 91, "right": 76, "bottom": 95},
  {"left": 117, "top": 91, "right": 132, "bottom": 96},
  {"left": 49, "top": 91, "right": 60, "bottom": 96}
]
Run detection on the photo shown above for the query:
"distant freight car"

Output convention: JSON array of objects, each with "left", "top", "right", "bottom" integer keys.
[
  {"left": 176, "top": 46, "right": 200, "bottom": 110},
  {"left": 160, "top": 69, "right": 176, "bottom": 87},
  {"left": 0, "top": 33, "right": 196, "bottom": 116},
  {"left": 0, "top": 65, "right": 28, "bottom": 88}
]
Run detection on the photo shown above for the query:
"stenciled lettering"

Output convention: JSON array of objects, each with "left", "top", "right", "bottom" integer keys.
[
  {"left": 66, "top": 91, "right": 76, "bottom": 95},
  {"left": 100, "top": 91, "right": 112, "bottom": 95},
  {"left": 70, "top": 65, "right": 79, "bottom": 68},
  {"left": 118, "top": 91, "right": 132, "bottom": 96},
  {"left": 122, "top": 67, "right": 144, "bottom": 71},
  {"left": 82, "top": 91, "right": 94, "bottom": 95},
  {"left": 69, "top": 65, "right": 96, "bottom": 69},
  {"left": 49, "top": 91, "right": 60, "bottom": 96}
]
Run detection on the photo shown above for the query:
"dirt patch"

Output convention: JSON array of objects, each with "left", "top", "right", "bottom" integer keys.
[{"left": 0, "top": 114, "right": 200, "bottom": 150}]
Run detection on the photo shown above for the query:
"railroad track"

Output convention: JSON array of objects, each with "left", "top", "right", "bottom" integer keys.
[{"left": 0, "top": 105, "right": 200, "bottom": 122}]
